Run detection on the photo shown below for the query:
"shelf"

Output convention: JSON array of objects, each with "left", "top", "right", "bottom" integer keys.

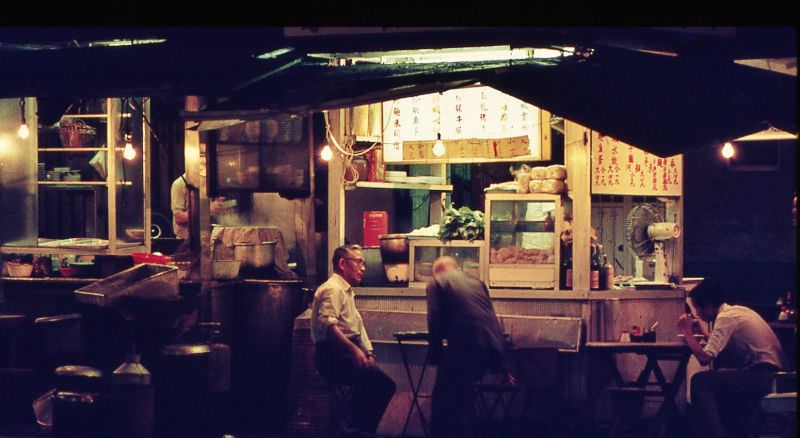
[
  {"left": 61, "top": 114, "right": 129, "bottom": 119},
  {"left": 354, "top": 181, "right": 453, "bottom": 191},
  {"left": 38, "top": 181, "right": 132, "bottom": 186},
  {"left": 39, "top": 147, "right": 107, "bottom": 152},
  {"left": 1, "top": 244, "right": 146, "bottom": 256},
  {"left": 385, "top": 155, "right": 542, "bottom": 165}
]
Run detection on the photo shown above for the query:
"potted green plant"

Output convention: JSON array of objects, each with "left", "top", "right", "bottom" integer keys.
[{"left": 438, "top": 206, "right": 485, "bottom": 242}]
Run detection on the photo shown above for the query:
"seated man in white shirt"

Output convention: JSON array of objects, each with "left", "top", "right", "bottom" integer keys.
[
  {"left": 311, "top": 244, "right": 396, "bottom": 438},
  {"left": 677, "top": 278, "right": 789, "bottom": 438}
]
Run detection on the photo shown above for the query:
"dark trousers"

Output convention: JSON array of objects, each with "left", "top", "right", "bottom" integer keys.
[
  {"left": 314, "top": 340, "right": 396, "bottom": 433},
  {"left": 689, "top": 364, "right": 777, "bottom": 438},
  {"left": 431, "top": 347, "right": 500, "bottom": 438}
]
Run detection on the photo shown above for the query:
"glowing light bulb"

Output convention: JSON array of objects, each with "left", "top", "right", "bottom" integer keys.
[
  {"left": 721, "top": 142, "right": 735, "bottom": 159},
  {"left": 17, "top": 122, "right": 30, "bottom": 139},
  {"left": 432, "top": 134, "right": 445, "bottom": 157},
  {"left": 123, "top": 141, "right": 136, "bottom": 160},
  {"left": 321, "top": 144, "right": 333, "bottom": 161}
]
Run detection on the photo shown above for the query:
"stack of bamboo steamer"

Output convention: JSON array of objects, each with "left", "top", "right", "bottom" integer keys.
[{"left": 529, "top": 165, "right": 567, "bottom": 194}]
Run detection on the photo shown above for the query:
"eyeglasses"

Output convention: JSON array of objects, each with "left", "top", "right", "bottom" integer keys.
[{"left": 343, "top": 257, "right": 367, "bottom": 267}]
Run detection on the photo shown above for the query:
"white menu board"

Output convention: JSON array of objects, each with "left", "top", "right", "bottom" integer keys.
[
  {"left": 591, "top": 133, "right": 682, "bottom": 196},
  {"left": 382, "top": 86, "right": 540, "bottom": 162}
]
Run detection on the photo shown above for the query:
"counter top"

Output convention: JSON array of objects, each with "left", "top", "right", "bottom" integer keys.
[
  {"left": 1, "top": 276, "right": 101, "bottom": 283},
  {"left": 355, "top": 286, "right": 686, "bottom": 300}
]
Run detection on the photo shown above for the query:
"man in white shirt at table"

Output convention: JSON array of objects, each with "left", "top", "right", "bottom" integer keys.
[
  {"left": 677, "top": 278, "right": 789, "bottom": 438},
  {"left": 311, "top": 244, "right": 396, "bottom": 438}
]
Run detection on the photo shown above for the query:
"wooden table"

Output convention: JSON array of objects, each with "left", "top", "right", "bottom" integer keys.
[{"left": 586, "top": 341, "right": 692, "bottom": 438}]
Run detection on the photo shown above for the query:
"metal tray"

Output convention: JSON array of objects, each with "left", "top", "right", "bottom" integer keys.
[
  {"left": 39, "top": 237, "right": 109, "bottom": 249},
  {"left": 75, "top": 263, "right": 179, "bottom": 306}
]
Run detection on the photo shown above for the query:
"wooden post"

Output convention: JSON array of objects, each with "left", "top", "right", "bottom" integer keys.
[
  {"left": 565, "top": 120, "right": 591, "bottom": 292},
  {"left": 327, "top": 109, "right": 346, "bottom": 276},
  {"left": 183, "top": 96, "right": 211, "bottom": 280},
  {"left": 665, "top": 160, "right": 684, "bottom": 282}
]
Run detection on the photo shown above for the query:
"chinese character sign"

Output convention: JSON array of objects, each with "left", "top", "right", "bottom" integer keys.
[
  {"left": 382, "top": 86, "right": 541, "bottom": 162},
  {"left": 591, "top": 133, "right": 682, "bottom": 196}
]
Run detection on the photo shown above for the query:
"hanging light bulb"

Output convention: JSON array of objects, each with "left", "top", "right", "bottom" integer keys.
[
  {"left": 432, "top": 133, "right": 446, "bottom": 157},
  {"left": 123, "top": 131, "right": 136, "bottom": 160},
  {"left": 17, "top": 121, "right": 30, "bottom": 139},
  {"left": 17, "top": 98, "right": 29, "bottom": 139},
  {"left": 321, "top": 144, "right": 333, "bottom": 161},
  {"left": 721, "top": 142, "right": 735, "bottom": 159}
]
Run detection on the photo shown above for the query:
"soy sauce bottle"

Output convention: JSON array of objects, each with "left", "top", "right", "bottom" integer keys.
[
  {"left": 590, "top": 245, "right": 601, "bottom": 290},
  {"left": 560, "top": 245, "right": 572, "bottom": 290}
]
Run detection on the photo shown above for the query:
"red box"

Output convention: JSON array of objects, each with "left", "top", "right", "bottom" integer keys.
[{"left": 363, "top": 211, "right": 388, "bottom": 248}]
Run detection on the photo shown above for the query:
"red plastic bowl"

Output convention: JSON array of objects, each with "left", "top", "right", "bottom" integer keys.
[
  {"left": 131, "top": 252, "right": 172, "bottom": 265},
  {"left": 59, "top": 266, "right": 79, "bottom": 277}
]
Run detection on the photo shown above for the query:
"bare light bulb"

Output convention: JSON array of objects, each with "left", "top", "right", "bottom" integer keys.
[
  {"left": 432, "top": 134, "right": 445, "bottom": 157},
  {"left": 721, "top": 142, "right": 735, "bottom": 159},
  {"left": 17, "top": 121, "right": 30, "bottom": 139},
  {"left": 123, "top": 141, "right": 136, "bottom": 160},
  {"left": 321, "top": 144, "right": 333, "bottom": 161}
]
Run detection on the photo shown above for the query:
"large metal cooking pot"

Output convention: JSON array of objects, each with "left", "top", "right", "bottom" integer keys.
[
  {"left": 378, "top": 234, "right": 409, "bottom": 264},
  {"left": 233, "top": 240, "right": 277, "bottom": 269}
]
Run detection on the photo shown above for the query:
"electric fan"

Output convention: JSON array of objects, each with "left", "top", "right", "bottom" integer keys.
[{"left": 625, "top": 204, "right": 681, "bottom": 284}]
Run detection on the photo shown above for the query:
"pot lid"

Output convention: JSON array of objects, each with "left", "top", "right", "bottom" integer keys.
[
  {"left": 55, "top": 365, "right": 103, "bottom": 378},
  {"left": 162, "top": 344, "right": 211, "bottom": 356},
  {"left": 34, "top": 313, "right": 82, "bottom": 324},
  {"left": 378, "top": 233, "right": 408, "bottom": 240}
]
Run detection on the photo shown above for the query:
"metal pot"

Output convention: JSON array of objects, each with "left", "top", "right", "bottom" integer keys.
[
  {"left": 233, "top": 241, "right": 277, "bottom": 269},
  {"left": 378, "top": 234, "right": 409, "bottom": 264}
]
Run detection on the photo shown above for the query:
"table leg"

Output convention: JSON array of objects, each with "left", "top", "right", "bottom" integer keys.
[
  {"left": 645, "top": 354, "right": 690, "bottom": 438},
  {"left": 397, "top": 340, "right": 430, "bottom": 438}
]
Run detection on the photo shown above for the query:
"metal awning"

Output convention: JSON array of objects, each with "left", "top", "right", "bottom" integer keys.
[
  {"left": 187, "top": 48, "right": 796, "bottom": 157},
  {"left": 483, "top": 47, "right": 797, "bottom": 157}
]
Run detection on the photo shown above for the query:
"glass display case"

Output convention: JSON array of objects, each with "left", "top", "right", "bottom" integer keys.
[
  {"left": 408, "top": 239, "right": 486, "bottom": 288},
  {"left": 485, "top": 192, "right": 563, "bottom": 288}
]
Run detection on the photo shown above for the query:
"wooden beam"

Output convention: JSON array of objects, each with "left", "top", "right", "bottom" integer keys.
[
  {"left": 565, "top": 120, "right": 591, "bottom": 292},
  {"left": 327, "top": 109, "right": 346, "bottom": 277}
]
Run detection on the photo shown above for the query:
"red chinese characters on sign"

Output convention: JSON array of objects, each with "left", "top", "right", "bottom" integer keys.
[{"left": 592, "top": 134, "right": 682, "bottom": 196}]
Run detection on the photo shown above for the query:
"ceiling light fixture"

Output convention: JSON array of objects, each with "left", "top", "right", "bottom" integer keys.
[{"left": 17, "top": 98, "right": 29, "bottom": 139}]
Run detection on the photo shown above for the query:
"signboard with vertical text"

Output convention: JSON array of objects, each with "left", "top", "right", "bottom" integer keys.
[
  {"left": 382, "top": 86, "right": 540, "bottom": 162},
  {"left": 591, "top": 133, "right": 682, "bottom": 196}
]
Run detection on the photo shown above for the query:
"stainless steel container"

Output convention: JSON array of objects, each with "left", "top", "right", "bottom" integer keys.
[
  {"left": 74, "top": 264, "right": 179, "bottom": 307},
  {"left": 52, "top": 366, "right": 106, "bottom": 438},
  {"left": 155, "top": 344, "right": 211, "bottom": 437},
  {"left": 233, "top": 240, "right": 277, "bottom": 269},
  {"left": 207, "top": 279, "right": 304, "bottom": 430}
]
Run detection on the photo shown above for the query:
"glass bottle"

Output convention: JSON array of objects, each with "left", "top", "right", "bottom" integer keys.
[
  {"left": 560, "top": 245, "right": 572, "bottom": 290},
  {"left": 601, "top": 251, "right": 614, "bottom": 290},
  {"left": 590, "top": 245, "right": 600, "bottom": 290}
]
